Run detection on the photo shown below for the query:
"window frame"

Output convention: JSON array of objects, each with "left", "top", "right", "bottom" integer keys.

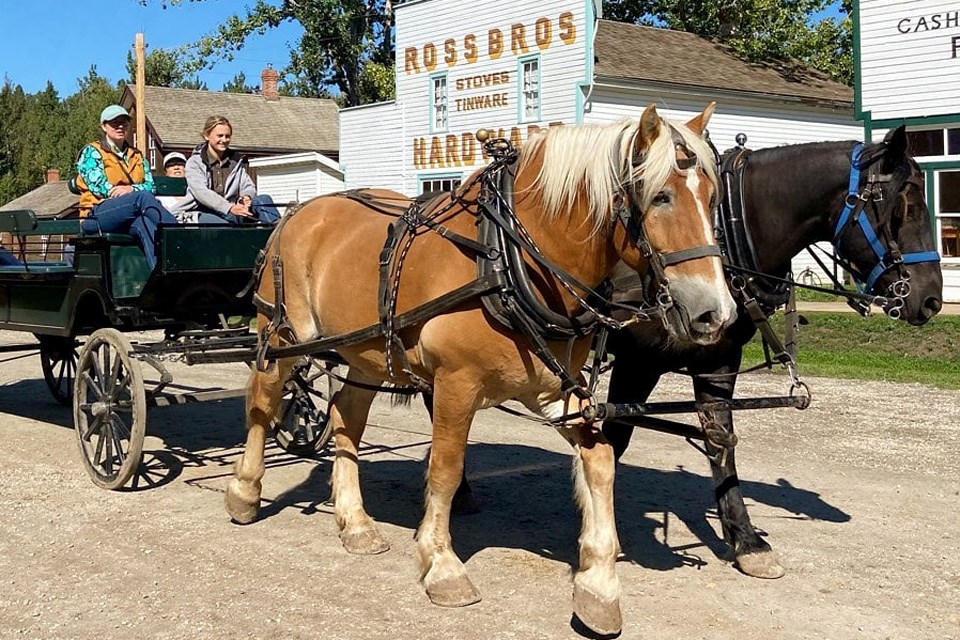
[
  {"left": 517, "top": 54, "right": 541, "bottom": 124},
  {"left": 430, "top": 72, "right": 449, "bottom": 134},
  {"left": 419, "top": 174, "right": 463, "bottom": 196}
]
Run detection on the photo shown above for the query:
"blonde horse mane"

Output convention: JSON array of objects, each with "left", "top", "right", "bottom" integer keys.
[{"left": 517, "top": 117, "right": 719, "bottom": 234}]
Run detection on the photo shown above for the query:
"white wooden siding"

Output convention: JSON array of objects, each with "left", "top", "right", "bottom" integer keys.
[
  {"left": 253, "top": 159, "right": 345, "bottom": 214},
  {"left": 340, "top": 101, "right": 406, "bottom": 191},
  {"left": 859, "top": 0, "right": 960, "bottom": 120},
  {"left": 588, "top": 89, "right": 862, "bottom": 282},
  {"left": 393, "top": 0, "right": 587, "bottom": 194}
]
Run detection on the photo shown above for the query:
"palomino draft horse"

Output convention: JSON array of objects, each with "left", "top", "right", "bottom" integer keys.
[
  {"left": 602, "top": 125, "right": 942, "bottom": 578},
  {"left": 226, "top": 104, "right": 735, "bottom": 635}
]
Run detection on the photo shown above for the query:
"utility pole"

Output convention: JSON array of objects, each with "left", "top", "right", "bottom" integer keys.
[{"left": 134, "top": 33, "right": 147, "bottom": 157}]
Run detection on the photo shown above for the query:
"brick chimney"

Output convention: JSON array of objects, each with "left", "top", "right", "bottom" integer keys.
[
  {"left": 261, "top": 65, "right": 280, "bottom": 101},
  {"left": 45, "top": 168, "right": 61, "bottom": 183}
]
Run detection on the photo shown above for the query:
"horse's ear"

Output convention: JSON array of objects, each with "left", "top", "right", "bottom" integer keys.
[
  {"left": 685, "top": 102, "right": 716, "bottom": 136},
  {"left": 637, "top": 104, "right": 662, "bottom": 151},
  {"left": 883, "top": 125, "right": 908, "bottom": 158}
]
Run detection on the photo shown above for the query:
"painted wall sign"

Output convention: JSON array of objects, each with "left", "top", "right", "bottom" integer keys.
[
  {"left": 402, "top": 12, "right": 577, "bottom": 74},
  {"left": 412, "top": 123, "right": 564, "bottom": 170}
]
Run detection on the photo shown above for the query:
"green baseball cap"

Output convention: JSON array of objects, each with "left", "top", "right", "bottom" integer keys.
[{"left": 100, "top": 105, "right": 130, "bottom": 123}]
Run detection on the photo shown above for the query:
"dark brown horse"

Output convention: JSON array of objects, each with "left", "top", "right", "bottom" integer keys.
[
  {"left": 603, "top": 126, "right": 942, "bottom": 578},
  {"left": 226, "top": 104, "right": 734, "bottom": 635}
]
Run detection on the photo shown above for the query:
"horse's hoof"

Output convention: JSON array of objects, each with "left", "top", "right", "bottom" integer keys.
[
  {"left": 736, "top": 550, "right": 785, "bottom": 579},
  {"left": 573, "top": 583, "right": 622, "bottom": 637},
  {"left": 340, "top": 529, "right": 390, "bottom": 555},
  {"left": 225, "top": 479, "right": 260, "bottom": 524},
  {"left": 451, "top": 487, "right": 480, "bottom": 515},
  {"left": 426, "top": 576, "right": 482, "bottom": 607}
]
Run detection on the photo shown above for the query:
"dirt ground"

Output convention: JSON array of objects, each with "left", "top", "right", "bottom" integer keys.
[{"left": 0, "top": 328, "right": 958, "bottom": 640}]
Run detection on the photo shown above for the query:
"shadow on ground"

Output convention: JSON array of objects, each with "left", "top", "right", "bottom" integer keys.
[{"left": 256, "top": 442, "right": 850, "bottom": 574}]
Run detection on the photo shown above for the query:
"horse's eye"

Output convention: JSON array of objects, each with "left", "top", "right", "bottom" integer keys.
[{"left": 652, "top": 191, "right": 671, "bottom": 206}]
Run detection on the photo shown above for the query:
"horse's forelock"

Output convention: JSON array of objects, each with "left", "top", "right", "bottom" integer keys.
[{"left": 632, "top": 120, "right": 719, "bottom": 210}]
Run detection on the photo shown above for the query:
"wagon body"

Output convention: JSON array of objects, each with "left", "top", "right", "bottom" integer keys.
[
  {"left": 0, "top": 211, "right": 271, "bottom": 337},
  {"left": 0, "top": 206, "right": 335, "bottom": 490}
]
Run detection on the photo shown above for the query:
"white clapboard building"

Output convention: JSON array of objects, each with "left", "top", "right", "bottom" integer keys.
[
  {"left": 341, "top": 0, "right": 863, "bottom": 281},
  {"left": 856, "top": 0, "right": 960, "bottom": 300}
]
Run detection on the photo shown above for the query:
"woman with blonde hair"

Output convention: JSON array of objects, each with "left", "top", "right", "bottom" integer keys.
[{"left": 172, "top": 115, "right": 280, "bottom": 224}]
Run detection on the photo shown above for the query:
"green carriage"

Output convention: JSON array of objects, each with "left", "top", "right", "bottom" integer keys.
[{"left": 0, "top": 202, "right": 336, "bottom": 490}]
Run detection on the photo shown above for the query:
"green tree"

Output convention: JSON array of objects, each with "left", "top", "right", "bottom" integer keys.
[
  {"left": 142, "top": 0, "right": 395, "bottom": 106},
  {"left": 0, "top": 79, "right": 30, "bottom": 204},
  {"left": 125, "top": 47, "right": 207, "bottom": 89},
  {"left": 221, "top": 71, "right": 258, "bottom": 94},
  {"left": 63, "top": 67, "right": 123, "bottom": 169},
  {"left": 603, "top": 0, "right": 853, "bottom": 85}
]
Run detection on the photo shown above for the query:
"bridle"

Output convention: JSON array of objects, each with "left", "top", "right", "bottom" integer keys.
[
  {"left": 613, "top": 125, "right": 723, "bottom": 314},
  {"left": 831, "top": 143, "right": 940, "bottom": 314}
]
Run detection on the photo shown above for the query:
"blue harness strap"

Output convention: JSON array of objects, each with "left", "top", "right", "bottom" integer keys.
[
  {"left": 833, "top": 141, "right": 940, "bottom": 293},
  {"left": 833, "top": 143, "right": 864, "bottom": 240}
]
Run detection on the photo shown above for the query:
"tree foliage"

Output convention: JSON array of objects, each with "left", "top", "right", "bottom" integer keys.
[
  {"left": 0, "top": 69, "right": 121, "bottom": 206},
  {"left": 603, "top": 0, "right": 853, "bottom": 85},
  {"left": 125, "top": 48, "right": 206, "bottom": 89},
  {"left": 144, "top": 0, "right": 394, "bottom": 106},
  {"left": 221, "top": 71, "right": 258, "bottom": 94}
]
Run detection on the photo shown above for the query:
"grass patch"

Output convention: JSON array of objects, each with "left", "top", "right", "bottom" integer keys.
[
  {"left": 742, "top": 312, "right": 960, "bottom": 389},
  {"left": 794, "top": 287, "right": 842, "bottom": 303}
]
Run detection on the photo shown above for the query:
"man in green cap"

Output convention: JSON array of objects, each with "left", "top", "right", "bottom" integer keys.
[{"left": 73, "top": 104, "right": 179, "bottom": 270}]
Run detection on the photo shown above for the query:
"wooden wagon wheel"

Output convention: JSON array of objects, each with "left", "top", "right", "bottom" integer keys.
[
  {"left": 37, "top": 335, "right": 79, "bottom": 406},
  {"left": 73, "top": 329, "right": 147, "bottom": 490},
  {"left": 272, "top": 358, "right": 341, "bottom": 457}
]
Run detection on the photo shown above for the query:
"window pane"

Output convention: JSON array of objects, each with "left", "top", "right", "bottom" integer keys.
[
  {"left": 907, "top": 130, "right": 944, "bottom": 157},
  {"left": 941, "top": 216, "right": 960, "bottom": 257},
  {"left": 939, "top": 171, "right": 960, "bottom": 212},
  {"left": 948, "top": 129, "right": 960, "bottom": 155}
]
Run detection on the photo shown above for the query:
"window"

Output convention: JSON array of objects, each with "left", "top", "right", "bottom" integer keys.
[
  {"left": 421, "top": 177, "right": 461, "bottom": 196},
  {"left": 907, "top": 130, "right": 944, "bottom": 157},
  {"left": 937, "top": 170, "right": 960, "bottom": 259},
  {"left": 520, "top": 57, "right": 540, "bottom": 123},
  {"left": 906, "top": 127, "right": 960, "bottom": 158},
  {"left": 431, "top": 74, "right": 448, "bottom": 133}
]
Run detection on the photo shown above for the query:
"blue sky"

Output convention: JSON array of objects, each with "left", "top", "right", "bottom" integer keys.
[{"left": 0, "top": 0, "right": 305, "bottom": 95}]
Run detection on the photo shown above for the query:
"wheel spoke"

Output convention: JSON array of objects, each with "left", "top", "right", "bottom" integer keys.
[
  {"left": 79, "top": 413, "right": 103, "bottom": 441},
  {"left": 110, "top": 415, "right": 128, "bottom": 461},
  {"left": 109, "top": 355, "right": 122, "bottom": 391},
  {"left": 91, "top": 348, "right": 106, "bottom": 392},
  {"left": 110, "top": 374, "right": 131, "bottom": 402},
  {"left": 110, "top": 413, "right": 132, "bottom": 442},
  {"left": 92, "top": 424, "right": 107, "bottom": 467},
  {"left": 81, "top": 371, "right": 104, "bottom": 399}
]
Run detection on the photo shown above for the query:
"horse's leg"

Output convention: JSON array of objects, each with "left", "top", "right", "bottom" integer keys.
[
  {"left": 225, "top": 357, "right": 296, "bottom": 523},
  {"left": 601, "top": 339, "right": 662, "bottom": 460},
  {"left": 692, "top": 353, "right": 784, "bottom": 579},
  {"left": 331, "top": 373, "right": 389, "bottom": 554},
  {"left": 423, "top": 392, "right": 479, "bottom": 515},
  {"left": 417, "top": 374, "right": 481, "bottom": 607},
  {"left": 561, "top": 421, "right": 622, "bottom": 636}
]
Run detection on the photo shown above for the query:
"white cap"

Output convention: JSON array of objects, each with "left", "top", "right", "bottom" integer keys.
[{"left": 163, "top": 152, "right": 187, "bottom": 167}]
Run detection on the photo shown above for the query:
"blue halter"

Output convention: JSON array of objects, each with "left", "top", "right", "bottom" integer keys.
[{"left": 832, "top": 143, "right": 940, "bottom": 293}]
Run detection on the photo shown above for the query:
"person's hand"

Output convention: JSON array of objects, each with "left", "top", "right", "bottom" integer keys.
[
  {"left": 109, "top": 185, "right": 134, "bottom": 198},
  {"left": 238, "top": 194, "right": 252, "bottom": 207},
  {"left": 229, "top": 203, "right": 253, "bottom": 217}
]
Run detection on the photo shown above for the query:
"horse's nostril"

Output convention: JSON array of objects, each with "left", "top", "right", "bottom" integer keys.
[
  {"left": 693, "top": 310, "right": 721, "bottom": 332},
  {"left": 923, "top": 296, "right": 943, "bottom": 316}
]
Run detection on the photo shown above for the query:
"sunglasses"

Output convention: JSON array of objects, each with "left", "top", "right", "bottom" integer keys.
[{"left": 105, "top": 119, "right": 130, "bottom": 128}]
